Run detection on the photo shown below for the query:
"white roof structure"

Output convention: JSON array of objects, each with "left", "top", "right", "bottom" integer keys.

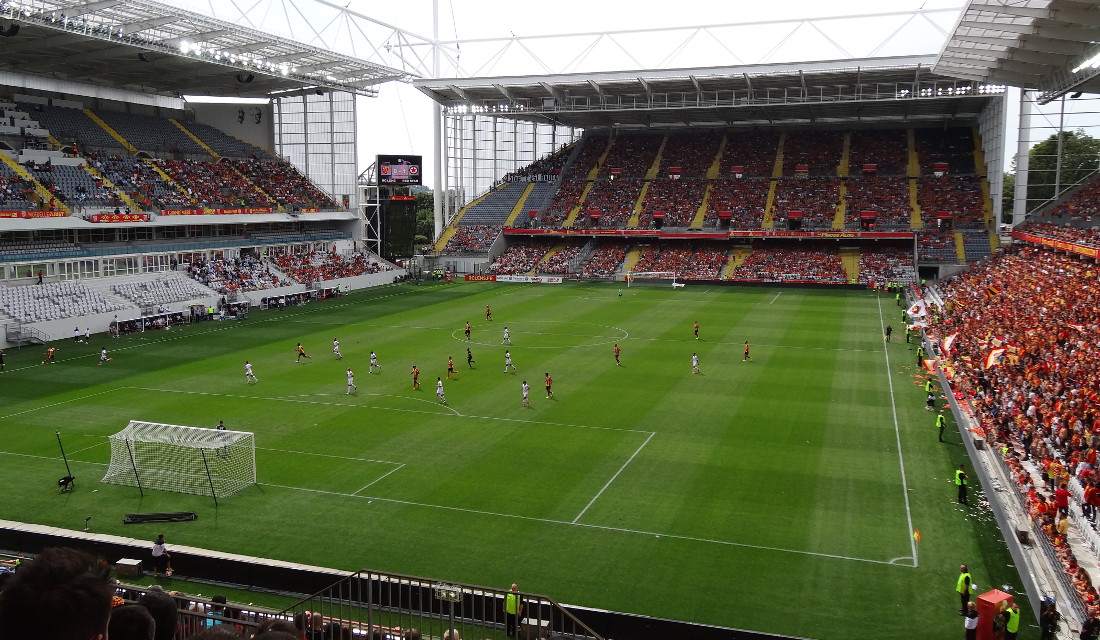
[{"left": 933, "top": 0, "right": 1100, "bottom": 102}]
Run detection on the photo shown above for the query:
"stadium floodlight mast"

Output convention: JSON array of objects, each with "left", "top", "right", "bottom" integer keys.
[{"left": 101, "top": 421, "right": 256, "bottom": 506}]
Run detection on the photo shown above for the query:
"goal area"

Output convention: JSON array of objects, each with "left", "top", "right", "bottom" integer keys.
[
  {"left": 101, "top": 420, "right": 256, "bottom": 499},
  {"left": 626, "top": 271, "right": 679, "bottom": 287}
]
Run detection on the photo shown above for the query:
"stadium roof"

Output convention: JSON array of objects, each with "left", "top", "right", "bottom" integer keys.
[
  {"left": 414, "top": 55, "right": 1005, "bottom": 129},
  {"left": 933, "top": 0, "right": 1100, "bottom": 102},
  {"left": 0, "top": 0, "right": 414, "bottom": 98}
]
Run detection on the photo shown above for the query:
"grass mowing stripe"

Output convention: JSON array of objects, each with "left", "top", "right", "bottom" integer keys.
[{"left": 876, "top": 294, "right": 919, "bottom": 567}]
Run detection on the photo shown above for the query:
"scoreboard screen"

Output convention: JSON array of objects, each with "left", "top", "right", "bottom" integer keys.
[{"left": 378, "top": 155, "right": 422, "bottom": 186}]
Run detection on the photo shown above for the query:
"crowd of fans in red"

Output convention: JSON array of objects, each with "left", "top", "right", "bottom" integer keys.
[
  {"left": 538, "top": 243, "right": 583, "bottom": 274},
  {"left": 934, "top": 240, "right": 1100, "bottom": 616},
  {"left": 443, "top": 225, "right": 500, "bottom": 253},
  {"left": 503, "top": 145, "right": 572, "bottom": 180},
  {"left": 705, "top": 178, "right": 769, "bottom": 229},
  {"left": 918, "top": 175, "right": 985, "bottom": 228},
  {"left": 580, "top": 242, "right": 629, "bottom": 277},
  {"left": 487, "top": 239, "right": 553, "bottom": 275},
  {"left": 1015, "top": 221, "right": 1100, "bottom": 248},
  {"left": 275, "top": 251, "right": 393, "bottom": 284},
  {"left": 857, "top": 246, "right": 916, "bottom": 285},
  {"left": 158, "top": 159, "right": 275, "bottom": 209},
  {"left": 576, "top": 179, "right": 644, "bottom": 228},
  {"left": 844, "top": 177, "right": 912, "bottom": 229},
  {"left": 916, "top": 228, "right": 958, "bottom": 262},
  {"left": 660, "top": 132, "right": 721, "bottom": 178},
  {"left": 233, "top": 160, "right": 338, "bottom": 210},
  {"left": 783, "top": 131, "right": 843, "bottom": 177},
  {"left": 772, "top": 178, "right": 841, "bottom": 229},
  {"left": 848, "top": 129, "right": 908, "bottom": 176},
  {"left": 1046, "top": 179, "right": 1100, "bottom": 224},
  {"left": 730, "top": 245, "right": 847, "bottom": 282},
  {"left": 642, "top": 179, "right": 707, "bottom": 227}
]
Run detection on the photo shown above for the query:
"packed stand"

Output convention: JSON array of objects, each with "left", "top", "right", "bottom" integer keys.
[
  {"left": 112, "top": 276, "right": 215, "bottom": 305},
  {"left": 275, "top": 251, "right": 394, "bottom": 284},
  {"left": 1044, "top": 177, "right": 1100, "bottom": 225},
  {"left": 934, "top": 244, "right": 1100, "bottom": 615},
  {"left": 772, "top": 178, "right": 841, "bottom": 229},
  {"left": 642, "top": 178, "right": 707, "bottom": 227},
  {"left": 721, "top": 131, "right": 781, "bottom": 177},
  {"left": 577, "top": 179, "right": 645, "bottom": 228},
  {"left": 918, "top": 175, "right": 985, "bottom": 228},
  {"left": 915, "top": 127, "right": 975, "bottom": 176},
  {"left": 487, "top": 239, "right": 553, "bottom": 275},
  {"left": 538, "top": 243, "right": 583, "bottom": 275},
  {"left": 917, "top": 229, "right": 958, "bottom": 262},
  {"left": 632, "top": 242, "right": 692, "bottom": 274},
  {"left": 659, "top": 132, "right": 722, "bottom": 178},
  {"left": 0, "top": 281, "right": 128, "bottom": 322},
  {"left": 86, "top": 152, "right": 189, "bottom": 210},
  {"left": 731, "top": 245, "right": 847, "bottom": 283},
  {"left": 189, "top": 257, "right": 282, "bottom": 294},
  {"left": 581, "top": 242, "right": 630, "bottom": 277},
  {"left": 1015, "top": 221, "right": 1100, "bottom": 248},
  {"left": 597, "top": 133, "right": 662, "bottom": 180},
  {"left": 844, "top": 177, "right": 912, "bottom": 229},
  {"left": 543, "top": 179, "right": 589, "bottom": 226},
  {"left": 233, "top": 160, "right": 340, "bottom": 210},
  {"left": 783, "top": 131, "right": 843, "bottom": 177},
  {"left": 680, "top": 244, "right": 729, "bottom": 279},
  {"left": 857, "top": 246, "right": 916, "bottom": 285},
  {"left": 705, "top": 178, "right": 770, "bottom": 229},
  {"left": 158, "top": 159, "right": 273, "bottom": 208},
  {"left": 443, "top": 225, "right": 500, "bottom": 253},
  {"left": 848, "top": 129, "right": 909, "bottom": 176},
  {"left": 561, "top": 135, "right": 609, "bottom": 180}
]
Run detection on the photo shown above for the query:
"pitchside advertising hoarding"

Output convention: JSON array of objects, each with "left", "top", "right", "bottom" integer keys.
[
  {"left": 464, "top": 275, "right": 563, "bottom": 284},
  {"left": 378, "top": 155, "right": 422, "bottom": 186}
]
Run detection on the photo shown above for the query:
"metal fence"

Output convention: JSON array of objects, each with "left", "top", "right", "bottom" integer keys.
[{"left": 283, "top": 570, "right": 606, "bottom": 640}]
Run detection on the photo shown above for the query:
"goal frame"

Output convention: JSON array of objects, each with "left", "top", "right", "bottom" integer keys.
[
  {"left": 101, "top": 420, "right": 256, "bottom": 500},
  {"left": 626, "top": 271, "right": 678, "bottom": 287}
]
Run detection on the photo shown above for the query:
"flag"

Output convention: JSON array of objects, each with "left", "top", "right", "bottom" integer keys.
[
  {"left": 986, "top": 284, "right": 1003, "bottom": 297},
  {"left": 922, "top": 359, "right": 937, "bottom": 372},
  {"left": 1068, "top": 323, "right": 1086, "bottom": 332},
  {"left": 913, "top": 529, "right": 921, "bottom": 542},
  {"left": 943, "top": 333, "right": 958, "bottom": 354},
  {"left": 984, "top": 347, "right": 1006, "bottom": 369},
  {"left": 907, "top": 300, "right": 929, "bottom": 318}
]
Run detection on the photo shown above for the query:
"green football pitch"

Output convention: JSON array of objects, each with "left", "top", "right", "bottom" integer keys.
[{"left": 0, "top": 281, "right": 1026, "bottom": 639}]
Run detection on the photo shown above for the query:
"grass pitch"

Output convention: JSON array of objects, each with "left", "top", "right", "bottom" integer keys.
[{"left": 0, "top": 281, "right": 1025, "bottom": 639}]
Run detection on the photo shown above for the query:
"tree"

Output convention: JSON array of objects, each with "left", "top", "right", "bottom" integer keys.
[
  {"left": 1001, "top": 172, "right": 1014, "bottom": 224},
  {"left": 1024, "top": 129, "right": 1100, "bottom": 208},
  {"left": 414, "top": 191, "right": 434, "bottom": 243}
]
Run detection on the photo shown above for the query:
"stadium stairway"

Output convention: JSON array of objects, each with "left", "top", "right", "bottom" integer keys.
[
  {"left": 906, "top": 129, "right": 920, "bottom": 176},
  {"left": 170, "top": 120, "right": 220, "bottom": 159},
  {"left": 771, "top": 132, "right": 786, "bottom": 179},
  {"left": 626, "top": 135, "right": 668, "bottom": 227},
  {"left": 839, "top": 248, "right": 860, "bottom": 283},
  {"left": 537, "top": 241, "right": 567, "bottom": 270},
  {"left": 562, "top": 181, "right": 595, "bottom": 228},
  {"left": 620, "top": 246, "right": 644, "bottom": 276},
  {"left": 689, "top": 183, "right": 712, "bottom": 229},
  {"left": 144, "top": 159, "right": 196, "bottom": 206},
  {"left": 762, "top": 180, "right": 779, "bottom": 229},
  {"left": 83, "top": 109, "right": 139, "bottom": 155},
  {"left": 954, "top": 231, "right": 966, "bottom": 263},
  {"left": 432, "top": 183, "right": 506, "bottom": 251},
  {"left": 723, "top": 247, "right": 750, "bottom": 279},
  {"left": 83, "top": 164, "right": 141, "bottom": 212},
  {"left": 973, "top": 127, "right": 995, "bottom": 227},
  {"left": 837, "top": 132, "right": 851, "bottom": 178},
  {"left": 0, "top": 153, "right": 71, "bottom": 214},
  {"left": 833, "top": 181, "right": 847, "bottom": 229},
  {"left": 502, "top": 182, "right": 535, "bottom": 226},
  {"left": 706, "top": 134, "right": 727, "bottom": 180},
  {"left": 908, "top": 178, "right": 923, "bottom": 229}
]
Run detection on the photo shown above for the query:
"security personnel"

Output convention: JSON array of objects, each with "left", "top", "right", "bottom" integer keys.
[
  {"left": 917, "top": 345, "right": 926, "bottom": 367},
  {"left": 504, "top": 583, "right": 523, "bottom": 638},
  {"left": 956, "top": 464, "right": 969, "bottom": 505},
  {"left": 937, "top": 410, "right": 947, "bottom": 443},
  {"left": 924, "top": 378, "right": 935, "bottom": 394},
  {"left": 957, "top": 565, "right": 972, "bottom": 615},
  {"left": 1004, "top": 601, "right": 1020, "bottom": 640},
  {"left": 896, "top": 291, "right": 901, "bottom": 306}
]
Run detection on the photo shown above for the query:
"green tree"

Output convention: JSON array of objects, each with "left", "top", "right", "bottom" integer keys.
[
  {"left": 1025, "top": 129, "right": 1100, "bottom": 207},
  {"left": 1001, "top": 172, "right": 1014, "bottom": 224},
  {"left": 414, "top": 191, "right": 434, "bottom": 242}
]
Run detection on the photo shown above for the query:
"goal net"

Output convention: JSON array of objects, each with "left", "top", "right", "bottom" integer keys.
[
  {"left": 101, "top": 421, "right": 256, "bottom": 498},
  {"left": 626, "top": 271, "right": 678, "bottom": 287}
]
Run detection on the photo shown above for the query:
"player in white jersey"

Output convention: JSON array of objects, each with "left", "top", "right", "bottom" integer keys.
[
  {"left": 504, "top": 350, "right": 516, "bottom": 373},
  {"left": 98, "top": 348, "right": 111, "bottom": 367},
  {"left": 436, "top": 377, "right": 446, "bottom": 404},
  {"left": 333, "top": 338, "right": 343, "bottom": 359},
  {"left": 244, "top": 360, "right": 258, "bottom": 383},
  {"left": 502, "top": 326, "right": 511, "bottom": 345},
  {"left": 521, "top": 380, "right": 531, "bottom": 407},
  {"left": 369, "top": 350, "right": 381, "bottom": 373},
  {"left": 346, "top": 367, "right": 358, "bottom": 394},
  {"left": 691, "top": 352, "right": 700, "bottom": 375}
]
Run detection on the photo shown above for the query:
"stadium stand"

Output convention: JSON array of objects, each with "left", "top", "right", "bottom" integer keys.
[
  {"left": 16, "top": 103, "right": 120, "bottom": 152},
  {"left": 848, "top": 129, "right": 908, "bottom": 176},
  {"left": 720, "top": 131, "right": 780, "bottom": 177},
  {"left": 772, "top": 178, "right": 841, "bottom": 229},
  {"left": 28, "top": 162, "right": 115, "bottom": 210},
  {"left": 233, "top": 159, "right": 339, "bottom": 210},
  {"left": 918, "top": 175, "right": 985, "bottom": 228},
  {"left": 111, "top": 275, "right": 217, "bottom": 305},
  {"left": 917, "top": 229, "right": 957, "bottom": 262},
  {"left": 157, "top": 158, "right": 273, "bottom": 208},
  {"left": 189, "top": 257, "right": 284, "bottom": 294},
  {"left": 706, "top": 177, "right": 770, "bottom": 229},
  {"left": 274, "top": 251, "right": 394, "bottom": 284},
  {"left": 578, "top": 178, "right": 645, "bottom": 229},
  {"left": 93, "top": 109, "right": 208, "bottom": 157},
  {"left": 660, "top": 131, "right": 722, "bottom": 178},
  {"left": 443, "top": 225, "right": 499, "bottom": 253},
  {"left": 782, "top": 130, "right": 843, "bottom": 176},
  {"left": 730, "top": 245, "right": 847, "bottom": 282},
  {"left": 857, "top": 246, "right": 917, "bottom": 285},
  {"left": 642, "top": 178, "right": 707, "bottom": 228},
  {"left": 0, "top": 163, "right": 37, "bottom": 211},
  {"left": 85, "top": 152, "right": 188, "bottom": 210},
  {"left": 844, "top": 177, "right": 912, "bottom": 230},
  {"left": 183, "top": 121, "right": 277, "bottom": 160},
  {"left": 487, "top": 239, "right": 552, "bottom": 275},
  {"left": 0, "top": 281, "right": 128, "bottom": 322},
  {"left": 538, "top": 242, "right": 583, "bottom": 275},
  {"left": 581, "top": 241, "right": 630, "bottom": 277},
  {"left": 1042, "top": 176, "right": 1100, "bottom": 226},
  {"left": 1016, "top": 221, "right": 1100, "bottom": 247},
  {"left": 915, "top": 127, "right": 975, "bottom": 176}
]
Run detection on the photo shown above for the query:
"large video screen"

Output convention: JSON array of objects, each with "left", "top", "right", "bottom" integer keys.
[{"left": 378, "top": 155, "right": 422, "bottom": 186}]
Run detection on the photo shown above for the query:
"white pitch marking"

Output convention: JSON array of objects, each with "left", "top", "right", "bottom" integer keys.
[
  {"left": 769, "top": 291, "right": 783, "bottom": 304},
  {"left": 572, "top": 431, "right": 655, "bottom": 524},
  {"left": 876, "top": 295, "right": 919, "bottom": 568},
  {"left": 352, "top": 464, "right": 406, "bottom": 495},
  {"left": 0, "top": 389, "right": 119, "bottom": 421},
  {"left": 127, "top": 387, "right": 462, "bottom": 417},
  {"left": 258, "top": 447, "right": 403, "bottom": 466},
  {"left": 0, "top": 450, "right": 107, "bottom": 465},
  {"left": 69, "top": 441, "right": 107, "bottom": 456}
]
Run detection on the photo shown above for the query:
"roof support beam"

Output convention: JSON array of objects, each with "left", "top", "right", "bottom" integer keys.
[
  {"left": 637, "top": 77, "right": 653, "bottom": 99},
  {"left": 492, "top": 84, "right": 513, "bottom": 100},
  {"left": 587, "top": 79, "right": 604, "bottom": 97},
  {"left": 538, "top": 82, "right": 565, "bottom": 102},
  {"left": 448, "top": 85, "right": 471, "bottom": 101},
  {"left": 65, "top": 0, "right": 123, "bottom": 18},
  {"left": 689, "top": 75, "right": 703, "bottom": 93}
]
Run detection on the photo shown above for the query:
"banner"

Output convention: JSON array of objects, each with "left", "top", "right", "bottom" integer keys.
[
  {"left": 0, "top": 210, "right": 66, "bottom": 218},
  {"left": 464, "top": 275, "right": 497, "bottom": 282},
  {"left": 1013, "top": 231, "right": 1100, "bottom": 259},
  {"left": 494, "top": 275, "right": 563, "bottom": 284},
  {"left": 90, "top": 213, "right": 151, "bottom": 223},
  {"left": 160, "top": 207, "right": 274, "bottom": 216}
]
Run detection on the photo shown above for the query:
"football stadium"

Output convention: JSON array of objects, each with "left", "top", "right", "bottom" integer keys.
[{"left": 0, "top": 1, "right": 1099, "bottom": 640}]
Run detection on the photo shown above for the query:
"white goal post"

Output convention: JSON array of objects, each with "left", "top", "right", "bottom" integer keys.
[
  {"left": 101, "top": 421, "right": 256, "bottom": 499},
  {"left": 626, "top": 271, "right": 679, "bottom": 287}
]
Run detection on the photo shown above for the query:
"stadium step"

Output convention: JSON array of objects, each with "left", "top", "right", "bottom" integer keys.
[
  {"left": 954, "top": 231, "right": 966, "bottom": 263},
  {"left": 839, "top": 248, "right": 860, "bottom": 284},
  {"left": 689, "top": 183, "right": 712, "bottom": 229},
  {"left": 762, "top": 180, "right": 778, "bottom": 229},
  {"left": 503, "top": 182, "right": 535, "bottom": 227},
  {"left": 705, "top": 134, "right": 727, "bottom": 180},
  {"left": 908, "top": 178, "right": 923, "bottom": 229},
  {"left": 229, "top": 160, "right": 283, "bottom": 212},
  {"left": 433, "top": 183, "right": 504, "bottom": 251},
  {"left": 0, "top": 153, "right": 71, "bottom": 214},
  {"left": 84, "top": 164, "right": 142, "bottom": 212},
  {"left": 644, "top": 135, "right": 668, "bottom": 180},
  {"left": 620, "top": 246, "right": 644, "bottom": 275},
  {"left": 83, "top": 109, "right": 139, "bottom": 155},
  {"left": 539, "top": 241, "right": 566, "bottom": 263},
  {"left": 144, "top": 158, "right": 197, "bottom": 206},
  {"left": 771, "top": 132, "right": 785, "bottom": 178},
  {"left": 627, "top": 181, "right": 651, "bottom": 228},
  {"left": 587, "top": 135, "right": 615, "bottom": 181},
  {"left": 170, "top": 120, "right": 221, "bottom": 159},
  {"left": 906, "top": 129, "right": 920, "bottom": 176},
  {"left": 833, "top": 181, "right": 847, "bottom": 229},
  {"left": 837, "top": 132, "right": 851, "bottom": 178},
  {"left": 723, "top": 246, "right": 749, "bottom": 279},
  {"left": 563, "top": 181, "right": 596, "bottom": 229}
]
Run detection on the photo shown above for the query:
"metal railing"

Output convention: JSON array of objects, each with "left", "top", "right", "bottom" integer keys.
[{"left": 282, "top": 570, "right": 605, "bottom": 640}]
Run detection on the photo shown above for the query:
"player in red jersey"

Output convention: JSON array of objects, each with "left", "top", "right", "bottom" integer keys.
[{"left": 411, "top": 365, "right": 421, "bottom": 390}]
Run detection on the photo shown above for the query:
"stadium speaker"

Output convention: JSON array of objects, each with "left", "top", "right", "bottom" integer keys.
[
  {"left": 1015, "top": 529, "right": 1030, "bottom": 546},
  {"left": 1071, "top": 91, "right": 1083, "bottom": 99},
  {"left": 138, "top": 52, "right": 149, "bottom": 62},
  {"left": 5, "top": 23, "right": 19, "bottom": 37},
  {"left": 236, "top": 73, "right": 255, "bottom": 83}
]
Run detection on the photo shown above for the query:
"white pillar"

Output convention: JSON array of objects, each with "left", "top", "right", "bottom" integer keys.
[
  {"left": 431, "top": 0, "right": 444, "bottom": 240},
  {"left": 1012, "top": 89, "right": 1032, "bottom": 227}
]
